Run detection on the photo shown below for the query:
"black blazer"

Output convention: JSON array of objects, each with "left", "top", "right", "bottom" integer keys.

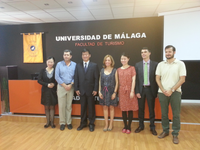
[
  {"left": 135, "top": 60, "right": 158, "bottom": 98},
  {"left": 74, "top": 61, "right": 99, "bottom": 96},
  {"left": 38, "top": 68, "right": 57, "bottom": 92},
  {"left": 37, "top": 68, "right": 58, "bottom": 105}
]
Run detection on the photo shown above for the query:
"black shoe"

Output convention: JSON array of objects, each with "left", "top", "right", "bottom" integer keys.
[
  {"left": 89, "top": 124, "right": 95, "bottom": 132},
  {"left": 60, "top": 124, "right": 65, "bottom": 131},
  {"left": 77, "top": 125, "right": 87, "bottom": 131},
  {"left": 51, "top": 124, "right": 56, "bottom": 128},
  {"left": 134, "top": 127, "right": 144, "bottom": 133},
  {"left": 150, "top": 129, "right": 157, "bottom": 135},
  {"left": 44, "top": 124, "right": 50, "bottom": 128},
  {"left": 67, "top": 124, "right": 73, "bottom": 130}
]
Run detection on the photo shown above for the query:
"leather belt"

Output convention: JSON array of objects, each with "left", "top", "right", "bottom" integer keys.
[{"left": 143, "top": 85, "right": 150, "bottom": 88}]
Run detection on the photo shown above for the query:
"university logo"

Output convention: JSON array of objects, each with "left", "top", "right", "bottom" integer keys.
[
  {"left": 26, "top": 43, "right": 39, "bottom": 57},
  {"left": 30, "top": 46, "right": 35, "bottom": 51}
]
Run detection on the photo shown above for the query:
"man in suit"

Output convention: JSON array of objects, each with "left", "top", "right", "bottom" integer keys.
[
  {"left": 135, "top": 47, "right": 158, "bottom": 135},
  {"left": 74, "top": 48, "right": 99, "bottom": 132}
]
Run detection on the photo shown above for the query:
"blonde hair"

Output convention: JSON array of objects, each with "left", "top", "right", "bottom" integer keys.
[{"left": 103, "top": 55, "right": 115, "bottom": 68}]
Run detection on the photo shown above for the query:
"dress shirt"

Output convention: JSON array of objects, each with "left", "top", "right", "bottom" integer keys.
[
  {"left": 83, "top": 60, "right": 90, "bottom": 68},
  {"left": 55, "top": 60, "right": 76, "bottom": 86}
]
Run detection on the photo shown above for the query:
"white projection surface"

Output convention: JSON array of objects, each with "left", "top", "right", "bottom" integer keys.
[{"left": 163, "top": 11, "right": 200, "bottom": 60}]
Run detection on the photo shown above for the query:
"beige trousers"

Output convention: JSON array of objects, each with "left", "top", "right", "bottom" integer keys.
[{"left": 57, "top": 85, "right": 74, "bottom": 125}]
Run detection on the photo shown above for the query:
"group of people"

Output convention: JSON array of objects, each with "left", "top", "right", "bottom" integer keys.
[{"left": 38, "top": 45, "right": 186, "bottom": 144}]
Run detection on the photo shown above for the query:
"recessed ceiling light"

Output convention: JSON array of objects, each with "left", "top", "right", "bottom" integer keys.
[{"left": 44, "top": 3, "right": 49, "bottom": 6}]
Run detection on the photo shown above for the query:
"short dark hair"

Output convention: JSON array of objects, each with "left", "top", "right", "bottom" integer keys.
[
  {"left": 165, "top": 45, "right": 176, "bottom": 51},
  {"left": 63, "top": 49, "right": 72, "bottom": 55},
  {"left": 82, "top": 48, "right": 91, "bottom": 54},
  {"left": 121, "top": 52, "right": 130, "bottom": 59},
  {"left": 142, "top": 47, "right": 151, "bottom": 52},
  {"left": 46, "top": 56, "right": 55, "bottom": 62}
]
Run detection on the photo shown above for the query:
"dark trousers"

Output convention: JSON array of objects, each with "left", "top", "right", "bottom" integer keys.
[
  {"left": 138, "top": 87, "right": 156, "bottom": 129},
  {"left": 80, "top": 94, "right": 96, "bottom": 126}
]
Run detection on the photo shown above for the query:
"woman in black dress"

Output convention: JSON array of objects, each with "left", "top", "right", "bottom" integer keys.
[
  {"left": 99, "top": 55, "right": 118, "bottom": 131},
  {"left": 38, "top": 57, "right": 58, "bottom": 128}
]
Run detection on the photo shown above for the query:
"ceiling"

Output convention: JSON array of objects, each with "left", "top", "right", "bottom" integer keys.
[{"left": 0, "top": 0, "right": 200, "bottom": 25}]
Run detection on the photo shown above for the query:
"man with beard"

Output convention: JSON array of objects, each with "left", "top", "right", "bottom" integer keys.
[{"left": 156, "top": 45, "right": 186, "bottom": 144}]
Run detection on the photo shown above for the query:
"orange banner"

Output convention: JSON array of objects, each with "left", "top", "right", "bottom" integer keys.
[{"left": 23, "top": 33, "right": 43, "bottom": 63}]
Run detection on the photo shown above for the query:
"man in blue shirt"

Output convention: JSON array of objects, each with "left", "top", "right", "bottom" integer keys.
[{"left": 55, "top": 49, "right": 76, "bottom": 131}]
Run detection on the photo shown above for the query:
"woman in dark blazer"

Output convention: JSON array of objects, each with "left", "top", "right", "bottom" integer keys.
[{"left": 38, "top": 56, "right": 58, "bottom": 128}]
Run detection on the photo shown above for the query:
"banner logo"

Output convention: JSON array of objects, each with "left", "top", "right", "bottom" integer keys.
[{"left": 23, "top": 33, "right": 43, "bottom": 63}]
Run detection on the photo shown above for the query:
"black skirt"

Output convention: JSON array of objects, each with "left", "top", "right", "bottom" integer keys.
[{"left": 41, "top": 87, "right": 58, "bottom": 106}]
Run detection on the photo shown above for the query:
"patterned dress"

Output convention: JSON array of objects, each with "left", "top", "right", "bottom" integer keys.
[
  {"left": 99, "top": 68, "right": 118, "bottom": 106},
  {"left": 117, "top": 66, "right": 138, "bottom": 111}
]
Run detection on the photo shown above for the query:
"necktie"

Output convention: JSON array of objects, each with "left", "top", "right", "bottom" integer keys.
[
  {"left": 84, "top": 63, "right": 87, "bottom": 72},
  {"left": 144, "top": 62, "right": 148, "bottom": 85}
]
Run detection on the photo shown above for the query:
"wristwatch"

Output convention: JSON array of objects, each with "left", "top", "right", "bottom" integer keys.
[{"left": 172, "top": 89, "right": 175, "bottom": 92}]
